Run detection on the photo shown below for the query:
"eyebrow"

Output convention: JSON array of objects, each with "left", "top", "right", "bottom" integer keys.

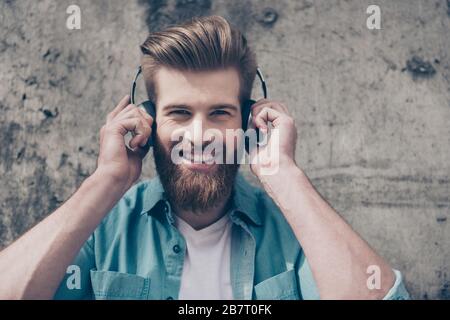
[
  {"left": 210, "top": 104, "right": 239, "bottom": 112},
  {"left": 162, "top": 104, "right": 191, "bottom": 112},
  {"left": 162, "top": 103, "right": 239, "bottom": 112}
]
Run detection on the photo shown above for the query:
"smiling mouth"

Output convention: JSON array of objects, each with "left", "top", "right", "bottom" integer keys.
[{"left": 180, "top": 150, "right": 220, "bottom": 164}]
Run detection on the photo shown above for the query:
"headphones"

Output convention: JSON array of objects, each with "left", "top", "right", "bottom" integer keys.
[{"left": 130, "top": 66, "right": 268, "bottom": 153}]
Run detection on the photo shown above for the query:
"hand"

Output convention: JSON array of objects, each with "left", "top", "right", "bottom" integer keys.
[
  {"left": 248, "top": 99, "right": 297, "bottom": 178},
  {"left": 95, "top": 95, "right": 154, "bottom": 192}
]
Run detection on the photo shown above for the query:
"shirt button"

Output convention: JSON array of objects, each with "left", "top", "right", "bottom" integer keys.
[
  {"left": 172, "top": 244, "right": 181, "bottom": 254},
  {"left": 166, "top": 296, "right": 174, "bottom": 300}
]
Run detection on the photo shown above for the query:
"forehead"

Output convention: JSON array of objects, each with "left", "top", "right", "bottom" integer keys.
[{"left": 154, "top": 67, "right": 240, "bottom": 109}]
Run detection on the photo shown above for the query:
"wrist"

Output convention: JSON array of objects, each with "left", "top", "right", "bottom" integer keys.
[
  {"left": 88, "top": 168, "right": 129, "bottom": 196},
  {"left": 57, "top": 169, "right": 129, "bottom": 231},
  {"left": 259, "top": 161, "right": 312, "bottom": 203},
  {"left": 258, "top": 157, "right": 303, "bottom": 186}
]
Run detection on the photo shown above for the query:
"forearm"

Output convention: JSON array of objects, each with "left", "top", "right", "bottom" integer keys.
[
  {"left": 259, "top": 162, "right": 395, "bottom": 299},
  {"left": 0, "top": 171, "right": 126, "bottom": 299}
]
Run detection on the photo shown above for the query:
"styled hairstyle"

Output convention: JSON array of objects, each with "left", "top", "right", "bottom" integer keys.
[{"left": 140, "top": 15, "right": 257, "bottom": 105}]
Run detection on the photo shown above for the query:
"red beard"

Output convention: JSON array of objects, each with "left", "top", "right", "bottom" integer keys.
[{"left": 153, "top": 135, "right": 239, "bottom": 214}]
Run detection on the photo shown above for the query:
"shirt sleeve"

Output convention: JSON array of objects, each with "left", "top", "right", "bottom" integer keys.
[
  {"left": 382, "top": 269, "right": 410, "bottom": 300},
  {"left": 296, "top": 253, "right": 321, "bottom": 300},
  {"left": 297, "top": 253, "right": 411, "bottom": 300},
  {"left": 52, "top": 234, "right": 96, "bottom": 300}
]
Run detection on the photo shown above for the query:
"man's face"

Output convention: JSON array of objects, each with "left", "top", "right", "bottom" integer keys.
[{"left": 151, "top": 67, "right": 242, "bottom": 213}]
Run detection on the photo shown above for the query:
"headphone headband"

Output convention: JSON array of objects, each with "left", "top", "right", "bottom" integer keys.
[
  {"left": 130, "top": 66, "right": 268, "bottom": 105},
  {"left": 130, "top": 66, "right": 142, "bottom": 104},
  {"left": 256, "top": 68, "right": 267, "bottom": 99}
]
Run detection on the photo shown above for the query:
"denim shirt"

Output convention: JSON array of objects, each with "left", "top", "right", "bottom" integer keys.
[{"left": 54, "top": 172, "right": 410, "bottom": 300}]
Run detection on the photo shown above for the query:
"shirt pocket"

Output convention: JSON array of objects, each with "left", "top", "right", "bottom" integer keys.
[
  {"left": 90, "top": 269, "right": 150, "bottom": 300},
  {"left": 254, "top": 269, "right": 300, "bottom": 300}
]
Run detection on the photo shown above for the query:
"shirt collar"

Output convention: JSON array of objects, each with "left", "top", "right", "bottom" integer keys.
[{"left": 139, "top": 171, "right": 262, "bottom": 227}]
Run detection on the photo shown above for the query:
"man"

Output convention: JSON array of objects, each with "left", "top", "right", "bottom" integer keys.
[{"left": 0, "top": 15, "right": 409, "bottom": 300}]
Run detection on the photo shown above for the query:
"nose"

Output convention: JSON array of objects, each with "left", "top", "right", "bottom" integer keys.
[
  {"left": 184, "top": 119, "right": 203, "bottom": 147},
  {"left": 179, "top": 117, "right": 204, "bottom": 151},
  {"left": 183, "top": 115, "right": 219, "bottom": 148}
]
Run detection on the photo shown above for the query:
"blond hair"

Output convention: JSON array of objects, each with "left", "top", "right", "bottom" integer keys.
[{"left": 140, "top": 15, "right": 257, "bottom": 104}]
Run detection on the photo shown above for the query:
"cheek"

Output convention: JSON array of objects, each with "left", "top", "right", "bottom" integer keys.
[
  {"left": 156, "top": 117, "right": 185, "bottom": 143},
  {"left": 224, "top": 115, "right": 242, "bottom": 144},
  {"left": 221, "top": 123, "right": 245, "bottom": 150},
  {"left": 156, "top": 114, "right": 244, "bottom": 147}
]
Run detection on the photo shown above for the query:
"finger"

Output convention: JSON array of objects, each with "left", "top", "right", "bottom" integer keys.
[
  {"left": 250, "top": 98, "right": 284, "bottom": 110},
  {"left": 253, "top": 102, "right": 286, "bottom": 114},
  {"left": 249, "top": 98, "right": 270, "bottom": 110},
  {"left": 252, "top": 106, "right": 282, "bottom": 132},
  {"left": 127, "top": 141, "right": 150, "bottom": 159},
  {"left": 106, "top": 104, "right": 136, "bottom": 123},
  {"left": 114, "top": 105, "right": 142, "bottom": 121},
  {"left": 128, "top": 118, "right": 152, "bottom": 148},
  {"left": 111, "top": 117, "right": 146, "bottom": 138},
  {"left": 137, "top": 106, "right": 154, "bottom": 127},
  {"left": 251, "top": 101, "right": 287, "bottom": 118},
  {"left": 116, "top": 105, "right": 154, "bottom": 128},
  {"left": 107, "top": 95, "right": 130, "bottom": 122},
  {"left": 262, "top": 100, "right": 289, "bottom": 113}
]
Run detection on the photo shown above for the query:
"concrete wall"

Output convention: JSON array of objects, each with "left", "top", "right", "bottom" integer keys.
[{"left": 0, "top": 0, "right": 449, "bottom": 299}]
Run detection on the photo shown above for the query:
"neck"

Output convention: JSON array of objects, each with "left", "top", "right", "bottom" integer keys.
[{"left": 172, "top": 191, "right": 233, "bottom": 230}]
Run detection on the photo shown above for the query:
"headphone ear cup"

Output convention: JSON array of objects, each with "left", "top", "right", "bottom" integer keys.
[
  {"left": 241, "top": 99, "right": 254, "bottom": 131},
  {"left": 140, "top": 100, "right": 157, "bottom": 147},
  {"left": 242, "top": 99, "right": 260, "bottom": 154}
]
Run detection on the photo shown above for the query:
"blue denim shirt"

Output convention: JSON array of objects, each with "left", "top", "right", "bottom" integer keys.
[{"left": 54, "top": 172, "right": 410, "bottom": 300}]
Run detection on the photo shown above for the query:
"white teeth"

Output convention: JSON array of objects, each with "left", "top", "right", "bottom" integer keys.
[
  {"left": 183, "top": 153, "right": 192, "bottom": 161},
  {"left": 203, "top": 156, "right": 213, "bottom": 163},
  {"left": 194, "top": 154, "right": 202, "bottom": 163},
  {"left": 182, "top": 153, "right": 218, "bottom": 164}
]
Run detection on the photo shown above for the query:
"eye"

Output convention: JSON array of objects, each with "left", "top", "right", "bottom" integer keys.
[
  {"left": 169, "top": 110, "right": 191, "bottom": 116},
  {"left": 211, "top": 110, "right": 230, "bottom": 116}
]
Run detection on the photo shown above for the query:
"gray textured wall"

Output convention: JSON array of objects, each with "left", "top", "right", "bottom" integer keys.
[{"left": 0, "top": 0, "right": 449, "bottom": 299}]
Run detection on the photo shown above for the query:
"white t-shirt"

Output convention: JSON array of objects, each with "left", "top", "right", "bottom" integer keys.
[{"left": 175, "top": 213, "right": 233, "bottom": 300}]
